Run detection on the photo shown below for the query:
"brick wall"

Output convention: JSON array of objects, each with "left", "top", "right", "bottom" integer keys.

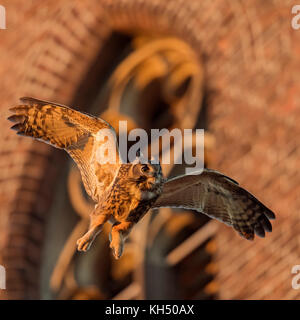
[
  {"left": 0, "top": 0, "right": 299, "bottom": 299},
  {"left": 208, "top": 2, "right": 300, "bottom": 300}
]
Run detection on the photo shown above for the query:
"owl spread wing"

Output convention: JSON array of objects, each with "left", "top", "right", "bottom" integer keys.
[
  {"left": 8, "top": 97, "right": 121, "bottom": 202},
  {"left": 153, "top": 169, "right": 275, "bottom": 240}
]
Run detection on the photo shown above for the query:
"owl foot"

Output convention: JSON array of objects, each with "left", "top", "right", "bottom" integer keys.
[
  {"left": 77, "top": 221, "right": 105, "bottom": 252},
  {"left": 77, "top": 234, "right": 93, "bottom": 252},
  {"left": 109, "top": 236, "right": 124, "bottom": 259},
  {"left": 109, "top": 221, "right": 134, "bottom": 259}
]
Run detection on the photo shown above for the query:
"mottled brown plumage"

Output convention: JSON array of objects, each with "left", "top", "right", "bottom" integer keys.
[
  {"left": 9, "top": 97, "right": 119, "bottom": 202},
  {"left": 153, "top": 169, "right": 275, "bottom": 240},
  {"left": 76, "top": 163, "right": 163, "bottom": 258},
  {"left": 8, "top": 97, "right": 275, "bottom": 259}
]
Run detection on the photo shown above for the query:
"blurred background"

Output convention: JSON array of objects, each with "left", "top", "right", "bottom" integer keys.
[{"left": 0, "top": 0, "right": 299, "bottom": 300}]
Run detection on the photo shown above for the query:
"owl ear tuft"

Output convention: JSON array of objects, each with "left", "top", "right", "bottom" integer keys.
[
  {"left": 150, "top": 155, "right": 160, "bottom": 165},
  {"left": 131, "top": 156, "right": 141, "bottom": 165},
  {"left": 131, "top": 149, "right": 149, "bottom": 164}
]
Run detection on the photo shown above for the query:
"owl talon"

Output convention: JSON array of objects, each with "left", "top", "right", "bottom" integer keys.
[
  {"left": 77, "top": 236, "right": 92, "bottom": 252},
  {"left": 109, "top": 238, "right": 123, "bottom": 259}
]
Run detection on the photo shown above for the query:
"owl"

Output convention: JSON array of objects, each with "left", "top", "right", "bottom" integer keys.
[{"left": 8, "top": 97, "right": 275, "bottom": 259}]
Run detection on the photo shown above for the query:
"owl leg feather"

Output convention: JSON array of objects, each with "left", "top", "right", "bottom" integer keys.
[
  {"left": 109, "top": 221, "right": 134, "bottom": 259},
  {"left": 77, "top": 211, "right": 110, "bottom": 252}
]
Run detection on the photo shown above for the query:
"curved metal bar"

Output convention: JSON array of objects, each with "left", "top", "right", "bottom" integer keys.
[{"left": 50, "top": 165, "right": 93, "bottom": 293}]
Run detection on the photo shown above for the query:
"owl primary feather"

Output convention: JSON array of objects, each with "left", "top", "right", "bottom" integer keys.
[{"left": 8, "top": 97, "right": 275, "bottom": 259}]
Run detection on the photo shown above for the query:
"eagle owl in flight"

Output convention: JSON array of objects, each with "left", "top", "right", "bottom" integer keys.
[{"left": 8, "top": 97, "right": 275, "bottom": 259}]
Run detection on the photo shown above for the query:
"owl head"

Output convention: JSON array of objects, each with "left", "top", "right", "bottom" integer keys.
[{"left": 128, "top": 158, "right": 164, "bottom": 192}]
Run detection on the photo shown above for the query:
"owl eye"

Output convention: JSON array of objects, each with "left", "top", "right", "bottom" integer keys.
[{"left": 140, "top": 164, "right": 150, "bottom": 174}]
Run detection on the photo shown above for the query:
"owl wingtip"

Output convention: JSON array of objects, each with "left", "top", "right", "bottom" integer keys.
[
  {"left": 10, "top": 123, "right": 22, "bottom": 131},
  {"left": 7, "top": 115, "right": 16, "bottom": 122},
  {"left": 254, "top": 226, "right": 266, "bottom": 238},
  {"left": 8, "top": 106, "right": 17, "bottom": 113},
  {"left": 20, "top": 96, "right": 32, "bottom": 102},
  {"left": 7, "top": 114, "right": 25, "bottom": 123},
  {"left": 266, "top": 210, "right": 276, "bottom": 220}
]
